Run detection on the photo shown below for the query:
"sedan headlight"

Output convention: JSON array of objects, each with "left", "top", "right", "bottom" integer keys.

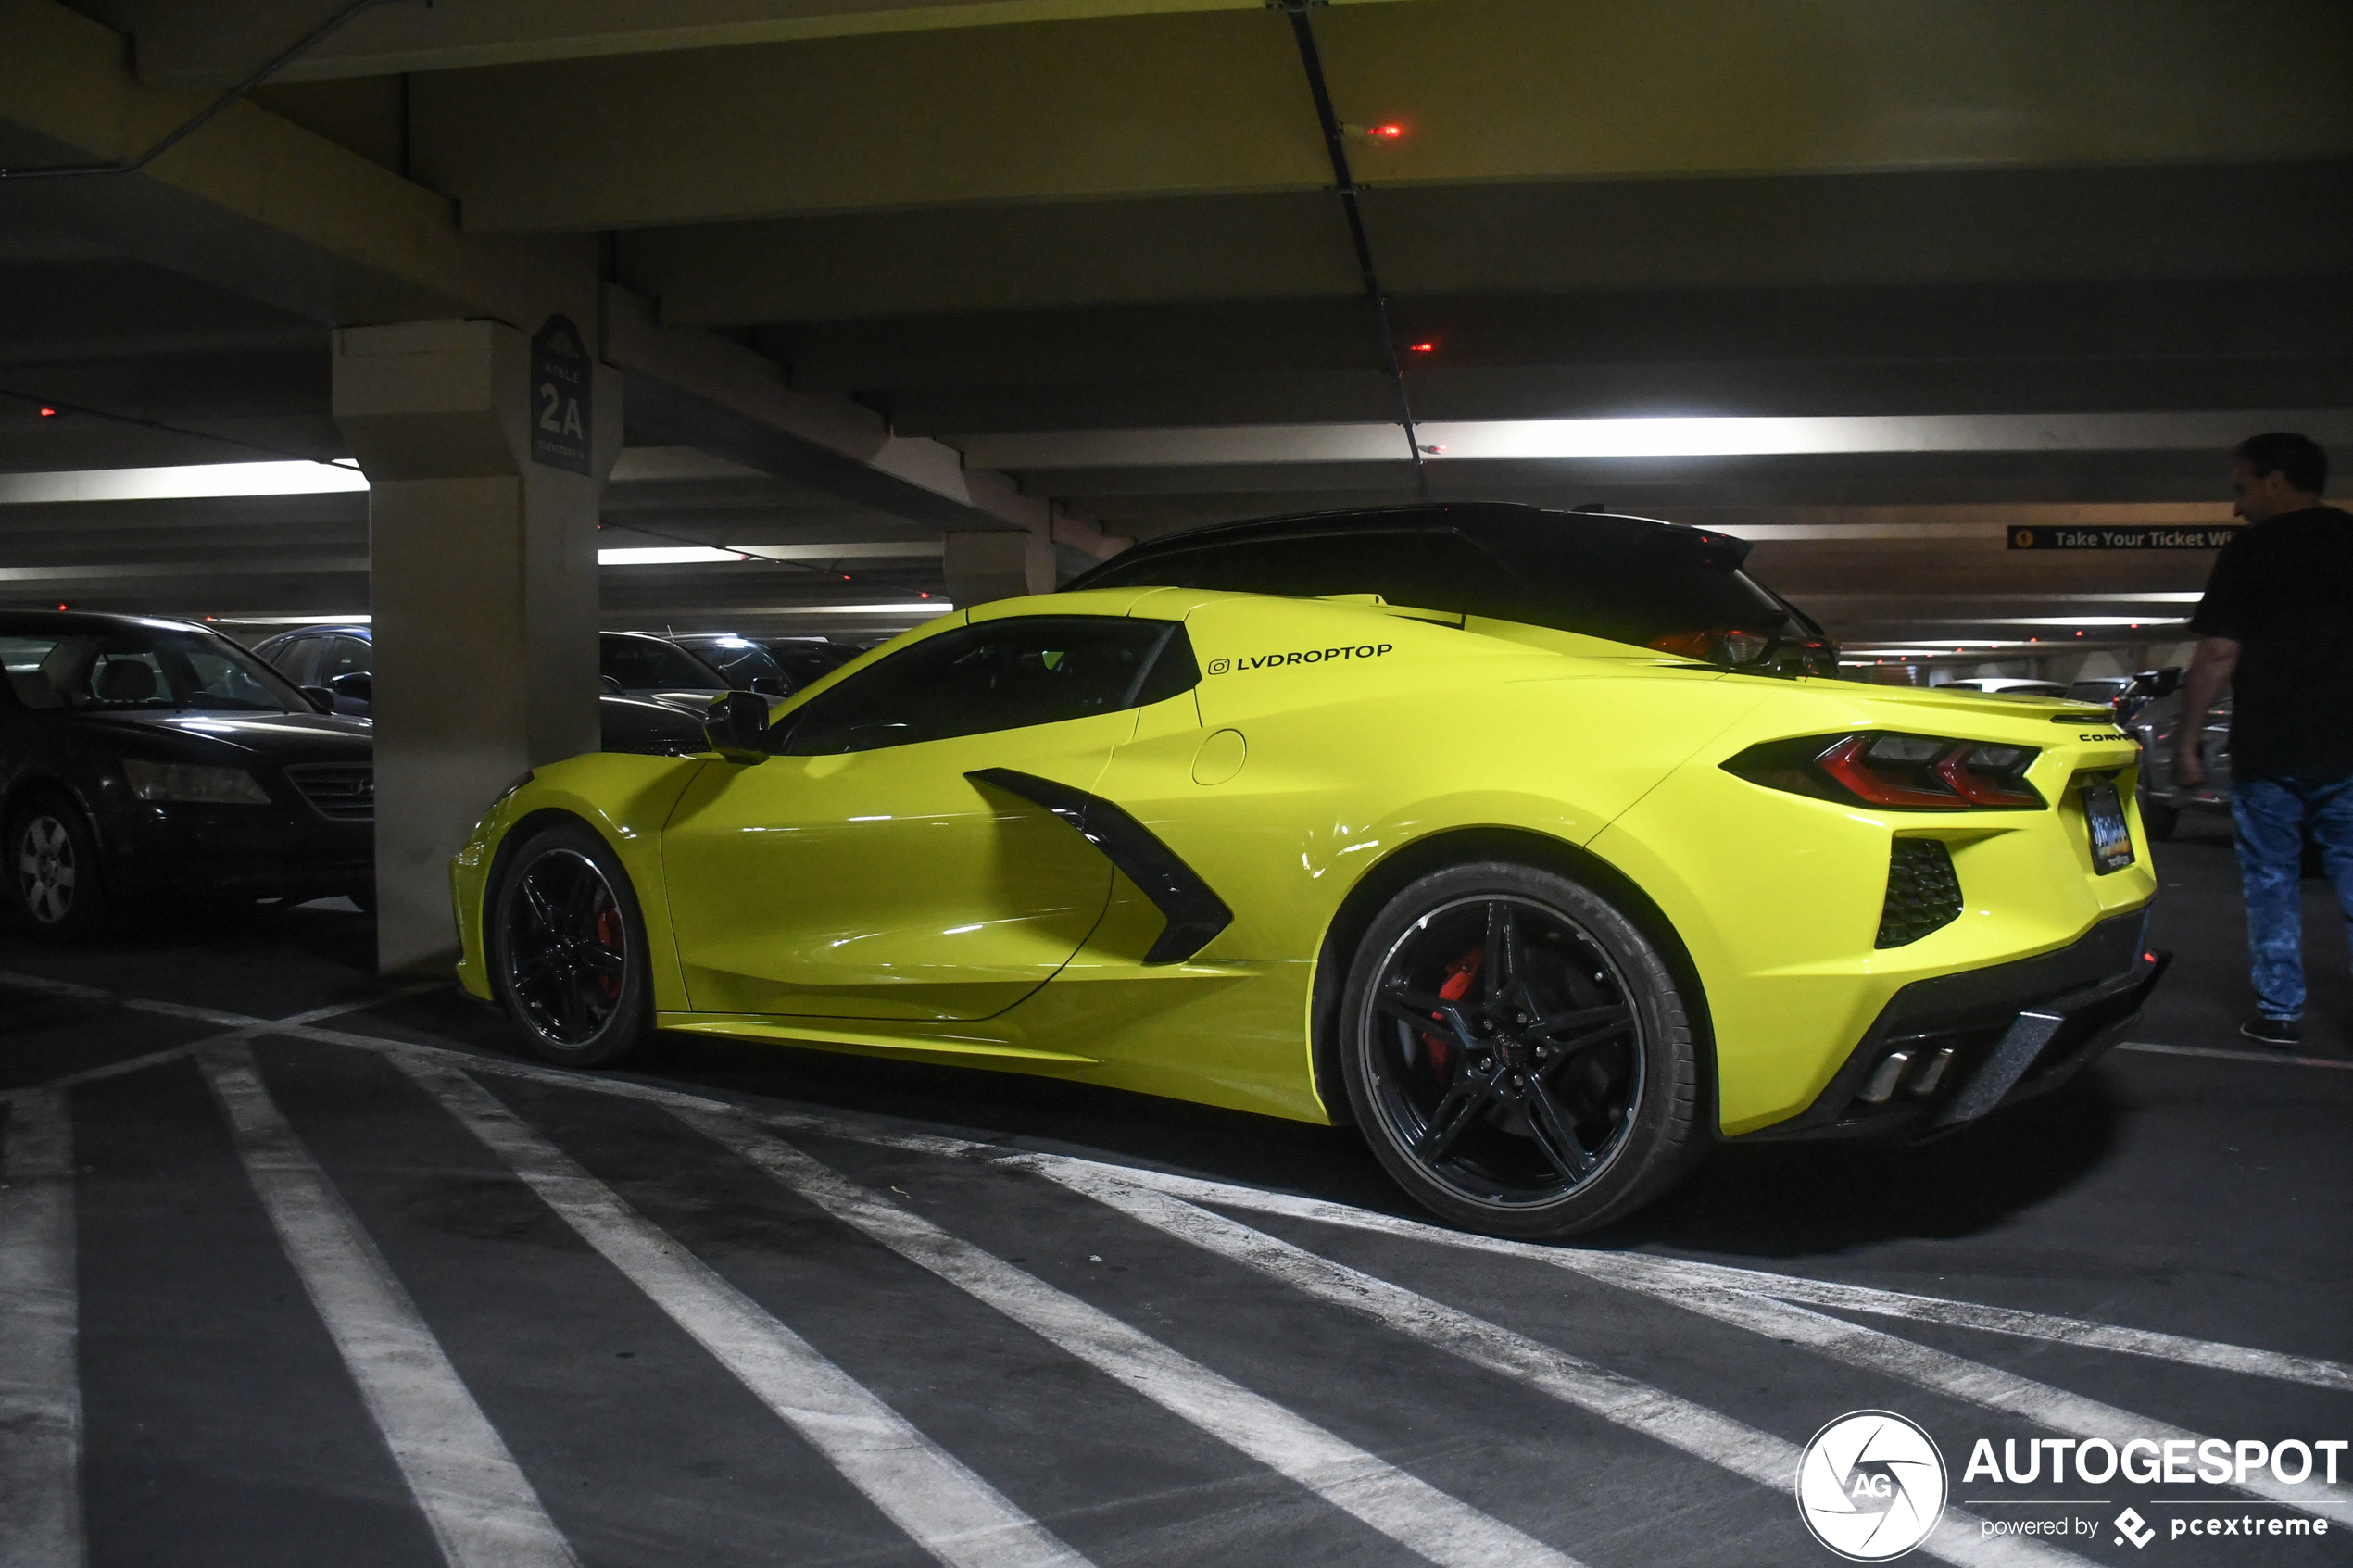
[{"left": 122, "top": 759, "right": 272, "bottom": 805}]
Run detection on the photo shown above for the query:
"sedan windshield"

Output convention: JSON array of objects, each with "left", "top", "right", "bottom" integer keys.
[
  {"left": 601, "top": 634, "right": 725, "bottom": 691},
  {"left": 1, "top": 626, "right": 310, "bottom": 714},
  {"left": 682, "top": 637, "right": 789, "bottom": 696}
]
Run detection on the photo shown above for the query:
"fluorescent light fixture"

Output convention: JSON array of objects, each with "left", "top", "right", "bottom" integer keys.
[
  {"left": 1978, "top": 616, "right": 2191, "bottom": 628},
  {"left": 959, "top": 408, "right": 2353, "bottom": 470},
  {"left": 598, "top": 546, "right": 749, "bottom": 565},
  {"left": 212, "top": 613, "right": 373, "bottom": 625},
  {"left": 790, "top": 602, "right": 955, "bottom": 616},
  {"left": 0, "top": 460, "right": 367, "bottom": 505}
]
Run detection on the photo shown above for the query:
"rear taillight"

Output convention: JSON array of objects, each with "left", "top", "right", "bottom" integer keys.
[{"left": 1724, "top": 733, "right": 2045, "bottom": 810}]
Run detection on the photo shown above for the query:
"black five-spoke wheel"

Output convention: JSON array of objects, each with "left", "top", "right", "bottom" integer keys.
[
  {"left": 1340, "top": 861, "right": 1701, "bottom": 1236},
  {"left": 491, "top": 823, "right": 652, "bottom": 1066}
]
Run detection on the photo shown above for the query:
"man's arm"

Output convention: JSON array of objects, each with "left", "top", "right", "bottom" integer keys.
[{"left": 2174, "top": 636, "right": 2238, "bottom": 787}]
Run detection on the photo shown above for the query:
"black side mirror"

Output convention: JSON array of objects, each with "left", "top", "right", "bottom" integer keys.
[
  {"left": 704, "top": 691, "right": 772, "bottom": 764},
  {"left": 301, "top": 685, "right": 336, "bottom": 714},
  {"left": 2148, "top": 668, "right": 2183, "bottom": 698},
  {"left": 329, "top": 671, "right": 373, "bottom": 705}
]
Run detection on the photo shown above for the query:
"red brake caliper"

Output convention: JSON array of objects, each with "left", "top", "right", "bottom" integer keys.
[
  {"left": 594, "top": 905, "right": 623, "bottom": 998},
  {"left": 1420, "top": 947, "right": 1483, "bottom": 1072}
]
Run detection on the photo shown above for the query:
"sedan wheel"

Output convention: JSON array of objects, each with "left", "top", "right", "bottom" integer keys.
[
  {"left": 1340, "top": 861, "right": 1701, "bottom": 1236},
  {"left": 490, "top": 824, "right": 652, "bottom": 1066},
  {"left": 10, "top": 805, "right": 107, "bottom": 940}
]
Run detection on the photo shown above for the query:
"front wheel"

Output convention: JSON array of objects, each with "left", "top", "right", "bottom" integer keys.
[
  {"left": 8, "top": 799, "right": 109, "bottom": 941},
  {"left": 1338, "top": 861, "right": 1703, "bottom": 1237},
  {"left": 487, "top": 822, "right": 654, "bottom": 1068}
]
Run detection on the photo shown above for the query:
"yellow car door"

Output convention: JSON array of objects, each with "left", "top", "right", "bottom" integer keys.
[{"left": 662, "top": 613, "right": 1196, "bottom": 1022}]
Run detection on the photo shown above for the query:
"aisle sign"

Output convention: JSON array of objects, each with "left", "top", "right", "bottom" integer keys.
[
  {"left": 2007, "top": 525, "right": 2239, "bottom": 550},
  {"left": 530, "top": 315, "right": 592, "bottom": 473}
]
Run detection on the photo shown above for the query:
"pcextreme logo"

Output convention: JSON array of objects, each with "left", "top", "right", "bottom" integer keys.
[{"left": 1795, "top": 1411, "right": 1949, "bottom": 1561}]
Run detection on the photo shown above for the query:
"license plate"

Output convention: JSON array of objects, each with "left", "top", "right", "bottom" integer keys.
[{"left": 2083, "top": 778, "right": 2134, "bottom": 874}]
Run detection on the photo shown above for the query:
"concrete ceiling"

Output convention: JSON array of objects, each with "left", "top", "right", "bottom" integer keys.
[{"left": 4, "top": 0, "right": 2349, "bottom": 659}]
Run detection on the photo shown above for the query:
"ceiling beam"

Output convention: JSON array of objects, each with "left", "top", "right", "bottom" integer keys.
[
  {"left": 408, "top": 0, "right": 2351, "bottom": 233},
  {"left": 603, "top": 286, "right": 1129, "bottom": 559},
  {"left": 629, "top": 161, "right": 2353, "bottom": 323},
  {"left": 123, "top": 0, "right": 1419, "bottom": 88}
]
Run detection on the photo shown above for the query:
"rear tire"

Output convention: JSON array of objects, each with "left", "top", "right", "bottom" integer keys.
[
  {"left": 1338, "top": 860, "right": 1702, "bottom": 1237},
  {"left": 487, "top": 822, "right": 654, "bottom": 1068},
  {"left": 6, "top": 797, "right": 110, "bottom": 942}
]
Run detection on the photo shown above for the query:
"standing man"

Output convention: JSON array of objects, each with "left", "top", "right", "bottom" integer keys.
[{"left": 2176, "top": 433, "right": 2353, "bottom": 1047}]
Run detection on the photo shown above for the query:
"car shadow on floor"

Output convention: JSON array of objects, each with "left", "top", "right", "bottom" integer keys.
[
  {"left": 1592, "top": 1073, "right": 2122, "bottom": 1260},
  {"left": 381, "top": 988, "right": 2122, "bottom": 1262}
]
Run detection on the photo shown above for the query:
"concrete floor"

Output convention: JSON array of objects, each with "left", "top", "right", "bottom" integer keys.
[{"left": 2, "top": 815, "right": 2348, "bottom": 1567}]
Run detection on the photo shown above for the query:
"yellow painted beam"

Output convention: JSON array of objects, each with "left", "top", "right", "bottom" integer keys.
[{"left": 409, "top": 0, "right": 2353, "bottom": 233}]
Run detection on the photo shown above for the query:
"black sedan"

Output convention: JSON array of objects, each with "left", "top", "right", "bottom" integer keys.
[
  {"left": 2, "top": 610, "right": 373, "bottom": 937},
  {"left": 252, "top": 625, "right": 712, "bottom": 757}
]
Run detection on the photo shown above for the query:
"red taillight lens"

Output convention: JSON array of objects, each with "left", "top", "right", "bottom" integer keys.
[{"left": 1724, "top": 733, "right": 2045, "bottom": 810}]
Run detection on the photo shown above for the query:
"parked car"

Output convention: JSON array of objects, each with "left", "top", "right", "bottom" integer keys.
[
  {"left": 2064, "top": 668, "right": 2181, "bottom": 723},
  {"left": 598, "top": 631, "right": 732, "bottom": 704},
  {"left": 2, "top": 610, "right": 374, "bottom": 936},
  {"left": 252, "top": 626, "right": 712, "bottom": 757},
  {"left": 1936, "top": 677, "right": 2070, "bottom": 698},
  {"left": 667, "top": 633, "right": 793, "bottom": 697},
  {"left": 758, "top": 636, "right": 867, "bottom": 688},
  {"left": 2130, "top": 689, "right": 2231, "bottom": 840},
  {"left": 454, "top": 503, "right": 2161, "bottom": 1238}
]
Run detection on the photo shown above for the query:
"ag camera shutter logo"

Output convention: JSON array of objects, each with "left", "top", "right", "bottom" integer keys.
[{"left": 1796, "top": 1410, "right": 1948, "bottom": 1561}]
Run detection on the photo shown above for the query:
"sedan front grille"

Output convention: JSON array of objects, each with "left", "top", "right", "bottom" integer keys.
[
  {"left": 284, "top": 764, "right": 374, "bottom": 822},
  {"left": 1877, "top": 839, "right": 1961, "bottom": 947}
]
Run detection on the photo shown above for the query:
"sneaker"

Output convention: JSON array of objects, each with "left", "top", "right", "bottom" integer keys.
[{"left": 2239, "top": 1015, "right": 2301, "bottom": 1048}]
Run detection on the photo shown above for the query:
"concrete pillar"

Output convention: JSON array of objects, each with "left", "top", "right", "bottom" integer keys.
[
  {"left": 944, "top": 527, "right": 1055, "bottom": 606},
  {"left": 333, "top": 319, "right": 622, "bottom": 976}
]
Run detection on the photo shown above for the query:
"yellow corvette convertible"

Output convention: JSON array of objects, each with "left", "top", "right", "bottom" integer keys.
[{"left": 451, "top": 505, "right": 2166, "bottom": 1236}]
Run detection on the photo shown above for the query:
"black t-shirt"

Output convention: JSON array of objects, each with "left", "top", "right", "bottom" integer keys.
[{"left": 2185, "top": 505, "right": 2353, "bottom": 782}]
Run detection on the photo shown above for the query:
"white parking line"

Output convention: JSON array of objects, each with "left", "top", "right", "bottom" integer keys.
[
  {"left": 676, "top": 1105, "right": 1584, "bottom": 1568},
  {"left": 198, "top": 1042, "right": 579, "bottom": 1568},
  {"left": 997, "top": 1149, "right": 2353, "bottom": 1397},
  {"left": 0, "top": 984, "right": 448, "bottom": 1105},
  {"left": 2118, "top": 1040, "right": 2353, "bottom": 1071},
  {"left": 389, "top": 1054, "right": 1090, "bottom": 1568},
  {"left": 0, "top": 1088, "right": 83, "bottom": 1568},
  {"left": 1030, "top": 1159, "right": 2086, "bottom": 1568},
  {"left": 11, "top": 978, "right": 2343, "bottom": 1402},
  {"left": 1568, "top": 1269, "right": 2353, "bottom": 1524}
]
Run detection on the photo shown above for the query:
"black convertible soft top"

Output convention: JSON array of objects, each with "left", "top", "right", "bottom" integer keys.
[{"left": 1064, "top": 503, "right": 1830, "bottom": 672}]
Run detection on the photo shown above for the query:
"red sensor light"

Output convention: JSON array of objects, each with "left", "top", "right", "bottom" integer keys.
[
  {"left": 38, "top": 406, "right": 57, "bottom": 418},
  {"left": 1367, "top": 122, "right": 1405, "bottom": 140}
]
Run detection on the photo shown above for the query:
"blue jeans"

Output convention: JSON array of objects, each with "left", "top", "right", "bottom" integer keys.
[{"left": 2231, "top": 775, "right": 2353, "bottom": 1020}]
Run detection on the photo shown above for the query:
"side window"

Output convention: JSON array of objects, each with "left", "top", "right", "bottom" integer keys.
[
  {"left": 774, "top": 617, "right": 1193, "bottom": 756},
  {"left": 265, "top": 635, "right": 320, "bottom": 686},
  {"left": 1, "top": 634, "right": 64, "bottom": 709},
  {"left": 319, "top": 636, "right": 371, "bottom": 681}
]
